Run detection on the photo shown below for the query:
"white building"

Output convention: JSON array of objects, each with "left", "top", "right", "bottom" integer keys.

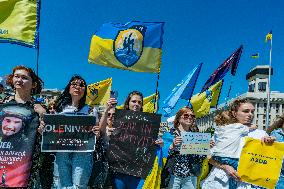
[{"left": 197, "top": 65, "right": 284, "bottom": 131}]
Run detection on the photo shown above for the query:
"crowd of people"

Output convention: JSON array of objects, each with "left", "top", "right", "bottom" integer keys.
[{"left": 0, "top": 65, "right": 284, "bottom": 189}]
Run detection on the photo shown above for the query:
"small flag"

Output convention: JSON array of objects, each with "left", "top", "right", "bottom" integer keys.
[
  {"left": 190, "top": 80, "right": 223, "bottom": 118},
  {"left": 200, "top": 46, "right": 243, "bottom": 93},
  {"left": 88, "top": 21, "right": 164, "bottom": 73},
  {"left": 265, "top": 30, "right": 272, "bottom": 42},
  {"left": 251, "top": 53, "right": 259, "bottom": 59},
  {"left": 162, "top": 63, "right": 202, "bottom": 116},
  {"left": 143, "top": 93, "right": 159, "bottom": 113},
  {"left": 86, "top": 78, "right": 112, "bottom": 107},
  {"left": 0, "top": 0, "right": 40, "bottom": 48}
]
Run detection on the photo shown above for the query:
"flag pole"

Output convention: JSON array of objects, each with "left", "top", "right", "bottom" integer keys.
[
  {"left": 36, "top": 42, "right": 40, "bottom": 76},
  {"left": 265, "top": 36, "right": 273, "bottom": 129},
  {"left": 153, "top": 71, "right": 160, "bottom": 113}
]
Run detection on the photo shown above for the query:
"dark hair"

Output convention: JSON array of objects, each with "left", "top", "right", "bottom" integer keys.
[
  {"left": 123, "top": 91, "right": 143, "bottom": 111},
  {"left": 6, "top": 65, "right": 43, "bottom": 95},
  {"left": 267, "top": 114, "right": 284, "bottom": 134},
  {"left": 173, "top": 106, "right": 198, "bottom": 131},
  {"left": 55, "top": 75, "right": 87, "bottom": 112},
  {"left": 0, "top": 84, "right": 3, "bottom": 88}
]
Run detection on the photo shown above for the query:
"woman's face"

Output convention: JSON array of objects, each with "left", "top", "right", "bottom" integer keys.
[
  {"left": 2, "top": 116, "right": 23, "bottom": 136},
  {"left": 128, "top": 94, "right": 142, "bottom": 112},
  {"left": 107, "top": 108, "right": 115, "bottom": 126},
  {"left": 233, "top": 103, "right": 255, "bottom": 125},
  {"left": 12, "top": 69, "right": 33, "bottom": 93},
  {"left": 69, "top": 79, "right": 86, "bottom": 99},
  {"left": 178, "top": 109, "right": 195, "bottom": 128}
]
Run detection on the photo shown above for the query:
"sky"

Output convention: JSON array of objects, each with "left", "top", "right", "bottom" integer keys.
[{"left": 0, "top": 0, "right": 283, "bottom": 118}]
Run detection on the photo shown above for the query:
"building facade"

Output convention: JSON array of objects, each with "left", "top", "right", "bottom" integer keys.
[{"left": 197, "top": 65, "right": 284, "bottom": 131}]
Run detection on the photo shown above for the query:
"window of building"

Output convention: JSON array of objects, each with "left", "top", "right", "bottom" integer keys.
[
  {"left": 276, "top": 104, "right": 279, "bottom": 113},
  {"left": 258, "top": 82, "right": 267, "bottom": 92},
  {"left": 248, "top": 84, "right": 255, "bottom": 92}
]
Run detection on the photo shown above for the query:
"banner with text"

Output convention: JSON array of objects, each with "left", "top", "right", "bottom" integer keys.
[
  {"left": 108, "top": 109, "right": 161, "bottom": 178},
  {"left": 238, "top": 137, "right": 284, "bottom": 189},
  {"left": 42, "top": 114, "right": 96, "bottom": 152},
  {"left": 0, "top": 103, "right": 38, "bottom": 187},
  {"left": 180, "top": 132, "right": 211, "bottom": 155}
]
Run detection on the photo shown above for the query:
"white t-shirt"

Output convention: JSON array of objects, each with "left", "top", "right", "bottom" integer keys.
[
  {"left": 60, "top": 104, "right": 99, "bottom": 123},
  {"left": 211, "top": 123, "right": 249, "bottom": 158},
  {"left": 202, "top": 128, "right": 268, "bottom": 189}
]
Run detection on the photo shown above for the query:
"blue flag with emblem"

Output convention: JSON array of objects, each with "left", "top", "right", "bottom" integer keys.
[
  {"left": 162, "top": 63, "right": 202, "bottom": 116},
  {"left": 200, "top": 46, "right": 243, "bottom": 93},
  {"left": 88, "top": 21, "right": 164, "bottom": 73}
]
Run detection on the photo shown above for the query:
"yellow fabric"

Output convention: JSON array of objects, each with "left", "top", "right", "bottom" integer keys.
[
  {"left": 265, "top": 32, "right": 272, "bottom": 42},
  {"left": 142, "top": 157, "right": 166, "bottom": 189},
  {"left": 115, "top": 93, "right": 158, "bottom": 112},
  {"left": 85, "top": 78, "right": 112, "bottom": 107},
  {"left": 237, "top": 137, "right": 284, "bottom": 189},
  {"left": 190, "top": 80, "right": 223, "bottom": 118},
  {"left": 197, "top": 158, "right": 210, "bottom": 189},
  {"left": 0, "top": 0, "right": 38, "bottom": 47},
  {"left": 88, "top": 35, "right": 162, "bottom": 73},
  {"left": 142, "top": 93, "right": 159, "bottom": 113}
]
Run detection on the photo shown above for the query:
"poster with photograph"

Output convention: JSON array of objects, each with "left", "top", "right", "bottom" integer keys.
[
  {"left": 108, "top": 109, "right": 161, "bottom": 179},
  {"left": 0, "top": 103, "right": 38, "bottom": 187}
]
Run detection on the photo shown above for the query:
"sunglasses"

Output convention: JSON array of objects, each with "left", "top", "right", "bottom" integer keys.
[
  {"left": 182, "top": 113, "right": 195, "bottom": 119},
  {"left": 108, "top": 113, "right": 115, "bottom": 117},
  {"left": 70, "top": 82, "right": 86, "bottom": 88}
]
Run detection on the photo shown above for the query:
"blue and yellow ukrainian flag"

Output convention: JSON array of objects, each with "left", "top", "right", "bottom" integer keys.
[
  {"left": 251, "top": 53, "right": 259, "bottom": 59},
  {"left": 190, "top": 80, "right": 223, "bottom": 118},
  {"left": 88, "top": 21, "right": 164, "bottom": 73},
  {"left": 265, "top": 30, "right": 272, "bottom": 42},
  {"left": 0, "top": 0, "right": 40, "bottom": 48}
]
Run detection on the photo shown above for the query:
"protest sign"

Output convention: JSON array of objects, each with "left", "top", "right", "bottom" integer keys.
[
  {"left": 42, "top": 114, "right": 96, "bottom": 152},
  {"left": 180, "top": 132, "right": 211, "bottom": 155},
  {"left": 0, "top": 103, "right": 38, "bottom": 187},
  {"left": 108, "top": 109, "right": 161, "bottom": 178},
  {"left": 238, "top": 137, "right": 284, "bottom": 189}
]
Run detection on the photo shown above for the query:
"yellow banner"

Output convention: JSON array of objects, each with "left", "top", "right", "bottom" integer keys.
[
  {"left": 0, "top": 0, "right": 39, "bottom": 48},
  {"left": 86, "top": 78, "right": 112, "bottom": 107},
  {"left": 238, "top": 137, "right": 284, "bottom": 189}
]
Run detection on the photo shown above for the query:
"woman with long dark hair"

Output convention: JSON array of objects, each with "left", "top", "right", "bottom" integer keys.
[{"left": 52, "top": 75, "right": 100, "bottom": 188}]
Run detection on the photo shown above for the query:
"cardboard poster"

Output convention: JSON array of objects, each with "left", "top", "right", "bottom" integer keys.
[
  {"left": 108, "top": 109, "right": 161, "bottom": 178},
  {"left": 180, "top": 132, "right": 211, "bottom": 155},
  {"left": 238, "top": 137, "right": 284, "bottom": 189}
]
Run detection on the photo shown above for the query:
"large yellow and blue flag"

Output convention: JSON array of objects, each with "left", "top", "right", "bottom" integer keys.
[
  {"left": 190, "top": 80, "right": 223, "bottom": 118},
  {"left": 265, "top": 30, "right": 272, "bottom": 42},
  {"left": 88, "top": 21, "right": 164, "bottom": 73},
  {"left": 86, "top": 78, "right": 112, "bottom": 107},
  {"left": 0, "top": 0, "right": 40, "bottom": 48}
]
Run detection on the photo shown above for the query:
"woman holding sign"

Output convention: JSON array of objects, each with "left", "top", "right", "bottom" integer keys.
[
  {"left": 267, "top": 114, "right": 284, "bottom": 189},
  {"left": 0, "top": 65, "right": 49, "bottom": 188},
  {"left": 165, "top": 106, "right": 205, "bottom": 189},
  {"left": 100, "top": 91, "right": 163, "bottom": 189},
  {"left": 51, "top": 75, "right": 100, "bottom": 189},
  {"left": 202, "top": 99, "right": 275, "bottom": 189}
]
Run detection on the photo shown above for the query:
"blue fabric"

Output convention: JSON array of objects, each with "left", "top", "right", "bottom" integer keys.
[
  {"left": 270, "top": 128, "right": 284, "bottom": 189},
  {"left": 113, "top": 172, "right": 140, "bottom": 189},
  {"left": 167, "top": 175, "right": 197, "bottom": 189}
]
